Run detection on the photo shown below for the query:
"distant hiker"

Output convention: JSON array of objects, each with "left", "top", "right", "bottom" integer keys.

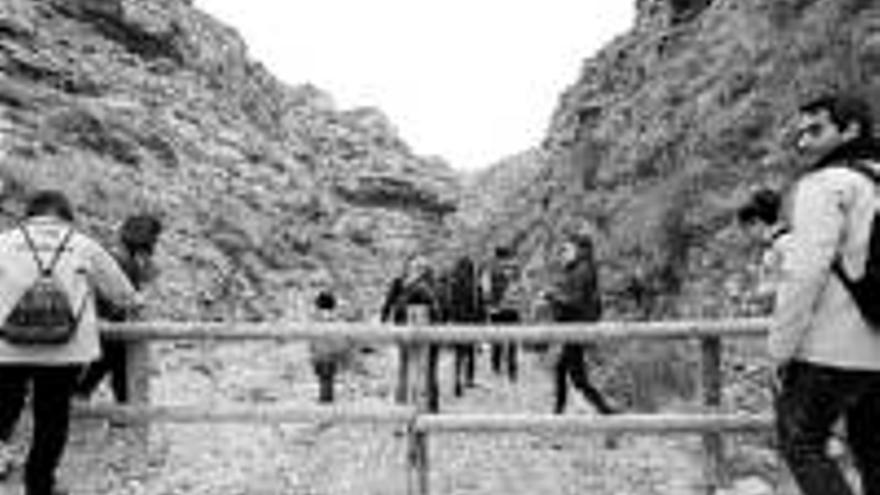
[
  {"left": 380, "top": 254, "right": 443, "bottom": 411},
  {"left": 773, "top": 94, "right": 880, "bottom": 495},
  {"left": 737, "top": 187, "right": 792, "bottom": 313},
  {"left": 309, "top": 290, "right": 347, "bottom": 403},
  {"left": 0, "top": 190, "right": 140, "bottom": 495},
  {"left": 481, "top": 245, "right": 520, "bottom": 382},
  {"left": 75, "top": 214, "right": 162, "bottom": 402},
  {"left": 441, "top": 255, "right": 485, "bottom": 397},
  {"left": 543, "top": 231, "right": 617, "bottom": 417}
]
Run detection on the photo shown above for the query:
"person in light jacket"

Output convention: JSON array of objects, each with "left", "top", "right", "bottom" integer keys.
[
  {"left": 773, "top": 94, "right": 880, "bottom": 495},
  {"left": 0, "top": 190, "right": 140, "bottom": 495}
]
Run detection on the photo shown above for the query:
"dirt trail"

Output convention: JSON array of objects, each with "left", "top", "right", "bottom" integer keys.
[{"left": 2, "top": 343, "right": 742, "bottom": 494}]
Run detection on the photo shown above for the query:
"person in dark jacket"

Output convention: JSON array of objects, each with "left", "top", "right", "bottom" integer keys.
[
  {"left": 74, "top": 214, "right": 162, "bottom": 402},
  {"left": 442, "top": 256, "right": 484, "bottom": 396},
  {"left": 380, "top": 255, "right": 443, "bottom": 411},
  {"left": 544, "top": 231, "right": 616, "bottom": 416}
]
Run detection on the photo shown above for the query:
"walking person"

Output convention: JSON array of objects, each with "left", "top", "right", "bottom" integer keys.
[
  {"left": 443, "top": 256, "right": 484, "bottom": 396},
  {"left": 773, "top": 94, "right": 880, "bottom": 495},
  {"left": 309, "top": 290, "right": 346, "bottom": 403},
  {"left": 0, "top": 190, "right": 140, "bottom": 495},
  {"left": 75, "top": 214, "right": 162, "bottom": 402},
  {"left": 380, "top": 255, "right": 443, "bottom": 411},
  {"left": 481, "top": 246, "right": 520, "bottom": 382},
  {"left": 543, "top": 231, "right": 617, "bottom": 417}
]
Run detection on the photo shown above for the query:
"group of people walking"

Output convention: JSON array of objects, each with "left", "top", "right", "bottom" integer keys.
[
  {"left": 367, "top": 229, "right": 618, "bottom": 417},
  {"left": 2, "top": 92, "right": 880, "bottom": 495}
]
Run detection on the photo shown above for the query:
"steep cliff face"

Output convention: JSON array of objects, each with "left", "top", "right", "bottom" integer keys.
[
  {"left": 466, "top": 0, "right": 880, "bottom": 318},
  {"left": 0, "top": 0, "right": 460, "bottom": 320}
]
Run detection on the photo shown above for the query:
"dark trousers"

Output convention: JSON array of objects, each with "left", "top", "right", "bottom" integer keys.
[
  {"left": 453, "top": 344, "right": 476, "bottom": 396},
  {"left": 489, "top": 309, "right": 519, "bottom": 381},
  {"left": 0, "top": 365, "right": 80, "bottom": 495},
  {"left": 76, "top": 338, "right": 129, "bottom": 402},
  {"left": 554, "top": 344, "right": 615, "bottom": 415},
  {"left": 427, "top": 344, "right": 440, "bottom": 413},
  {"left": 313, "top": 361, "right": 337, "bottom": 404},
  {"left": 775, "top": 360, "right": 880, "bottom": 495}
]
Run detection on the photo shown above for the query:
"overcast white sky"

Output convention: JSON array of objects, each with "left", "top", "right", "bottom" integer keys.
[{"left": 194, "top": 1, "right": 635, "bottom": 171}]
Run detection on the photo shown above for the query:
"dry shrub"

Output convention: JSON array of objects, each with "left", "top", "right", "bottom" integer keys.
[{"left": 603, "top": 340, "right": 700, "bottom": 412}]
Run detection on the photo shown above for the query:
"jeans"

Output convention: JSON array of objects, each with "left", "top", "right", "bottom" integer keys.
[
  {"left": 554, "top": 344, "right": 615, "bottom": 414},
  {"left": 775, "top": 360, "right": 880, "bottom": 495},
  {"left": 0, "top": 365, "right": 80, "bottom": 495}
]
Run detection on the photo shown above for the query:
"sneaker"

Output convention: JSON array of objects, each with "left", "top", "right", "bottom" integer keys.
[{"left": 0, "top": 441, "right": 14, "bottom": 479}]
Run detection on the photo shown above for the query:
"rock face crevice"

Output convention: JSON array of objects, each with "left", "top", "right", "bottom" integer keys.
[{"left": 0, "top": 0, "right": 461, "bottom": 320}]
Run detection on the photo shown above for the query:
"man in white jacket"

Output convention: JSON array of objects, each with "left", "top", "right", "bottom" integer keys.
[
  {"left": 773, "top": 94, "right": 880, "bottom": 495},
  {"left": 0, "top": 191, "right": 139, "bottom": 495}
]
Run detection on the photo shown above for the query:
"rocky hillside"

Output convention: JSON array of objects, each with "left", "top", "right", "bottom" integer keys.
[
  {"left": 464, "top": 0, "right": 880, "bottom": 319},
  {"left": 0, "top": 0, "right": 460, "bottom": 320}
]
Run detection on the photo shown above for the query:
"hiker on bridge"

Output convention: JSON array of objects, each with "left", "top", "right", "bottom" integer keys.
[
  {"left": 75, "top": 213, "right": 163, "bottom": 403},
  {"left": 773, "top": 93, "right": 880, "bottom": 495},
  {"left": 542, "top": 230, "right": 617, "bottom": 417},
  {"left": 0, "top": 190, "right": 141, "bottom": 495}
]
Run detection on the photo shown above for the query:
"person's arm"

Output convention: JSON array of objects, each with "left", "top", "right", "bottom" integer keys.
[
  {"left": 771, "top": 171, "right": 848, "bottom": 364},
  {"left": 86, "top": 238, "right": 141, "bottom": 312},
  {"left": 380, "top": 278, "right": 403, "bottom": 322}
]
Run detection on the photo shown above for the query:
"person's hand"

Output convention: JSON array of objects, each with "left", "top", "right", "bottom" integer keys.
[{"left": 771, "top": 360, "right": 792, "bottom": 395}]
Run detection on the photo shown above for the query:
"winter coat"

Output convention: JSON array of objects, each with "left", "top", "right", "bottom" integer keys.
[{"left": 0, "top": 216, "right": 138, "bottom": 364}]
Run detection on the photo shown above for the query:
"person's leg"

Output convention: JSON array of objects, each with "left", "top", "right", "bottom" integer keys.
[
  {"left": 565, "top": 345, "right": 616, "bottom": 414},
  {"left": 105, "top": 340, "right": 130, "bottom": 403},
  {"left": 775, "top": 361, "right": 859, "bottom": 495},
  {"left": 314, "top": 361, "right": 336, "bottom": 404},
  {"left": 426, "top": 344, "right": 440, "bottom": 413},
  {"left": 0, "top": 366, "right": 28, "bottom": 442},
  {"left": 553, "top": 349, "right": 573, "bottom": 414},
  {"left": 0, "top": 366, "right": 28, "bottom": 478},
  {"left": 26, "top": 366, "right": 79, "bottom": 495},
  {"left": 497, "top": 310, "right": 519, "bottom": 382},
  {"left": 453, "top": 345, "right": 465, "bottom": 397},
  {"left": 507, "top": 342, "right": 518, "bottom": 382},
  {"left": 464, "top": 344, "right": 476, "bottom": 387},
  {"left": 845, "top": 372, "right": 880, "bottom": 495}
]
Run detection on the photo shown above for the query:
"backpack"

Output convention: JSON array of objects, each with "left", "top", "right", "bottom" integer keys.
[
  {"left": 2, "top": 226, "right": 84, "bottom": 345},
  {"left": 831, "top": 161, "right": 880, "bottom": 328}
]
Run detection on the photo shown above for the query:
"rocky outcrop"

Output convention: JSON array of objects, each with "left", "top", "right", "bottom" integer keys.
[
  {"left": 0, "top": 0, "right": 460, "bottom": 320},
  {"left": 465, "top": 0, "right": 880, "bottom": 319}
]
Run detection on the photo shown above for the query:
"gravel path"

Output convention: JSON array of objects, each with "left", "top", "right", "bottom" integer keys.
[{"left": 1, "top": 343, "right": 777, "bottom": 494}]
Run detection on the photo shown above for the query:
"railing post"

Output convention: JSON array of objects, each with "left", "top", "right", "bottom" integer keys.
[
  {"left": 396, "top": 344, "right": 410, "bottom": 404},
  {"left": 404, "top": 305, "right": 430, "bottom": 495},
  {"left": 700, "top": 336, "right": 725, "bottom": 494},
  {"left": 124, "top": 339, "right": 152, "bottom": 449}
]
